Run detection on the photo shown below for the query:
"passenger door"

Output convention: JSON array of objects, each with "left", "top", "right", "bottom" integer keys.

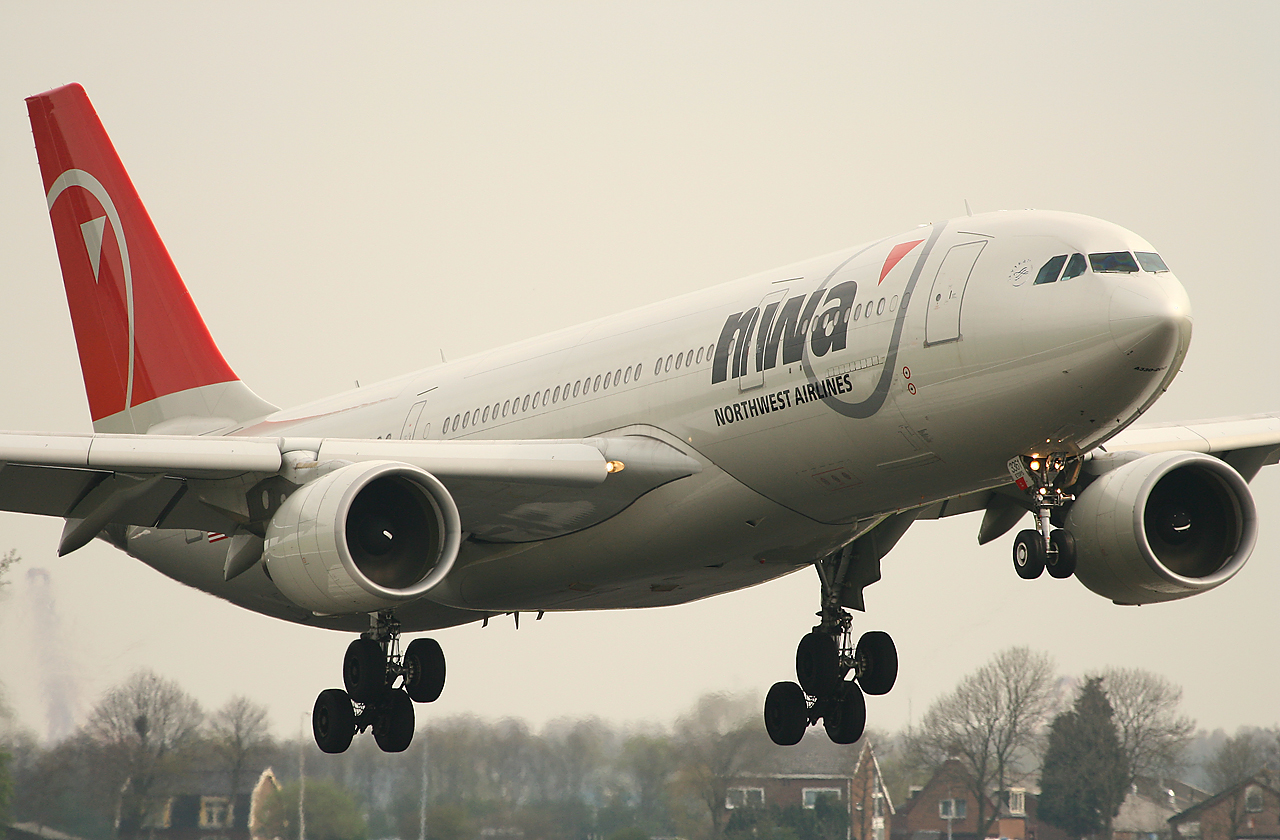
[{"left": 925, "top": 241, "right": 986, "bottom": 345}]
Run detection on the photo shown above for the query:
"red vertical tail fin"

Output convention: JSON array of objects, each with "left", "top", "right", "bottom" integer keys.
[{"left": 26, "top": 84, "right": 274, "bottom": 434}]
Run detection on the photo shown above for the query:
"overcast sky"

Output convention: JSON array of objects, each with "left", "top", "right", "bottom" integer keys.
[{"left": 0, "top": 3, "right": 1277, "bottom": 745}]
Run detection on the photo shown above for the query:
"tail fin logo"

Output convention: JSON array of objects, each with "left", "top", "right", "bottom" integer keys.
[{"left": 46, "top": 168, "right": 136, "bottom": 413}]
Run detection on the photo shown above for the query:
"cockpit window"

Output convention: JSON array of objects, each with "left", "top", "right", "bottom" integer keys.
[
  {"left": 1061, "top": 253, "right": 1087, "bottom": 281},
  {"left": 1089, "top": 251, "right": 1140, "bottom": 273},
  {"left": 1135, "top": 251, "right": 1170, "bottom": 273},
  {"left": 1034, "top": 255, "right": 1067, "bottom": 285}
]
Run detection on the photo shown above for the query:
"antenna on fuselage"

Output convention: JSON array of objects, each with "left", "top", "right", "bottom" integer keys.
[{"left": 964, "top": 199, "right": 973, "bottom": 217}]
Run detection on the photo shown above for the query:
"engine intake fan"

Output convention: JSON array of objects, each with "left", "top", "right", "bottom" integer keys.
[
  {"left": 1066, "top": 451, "right": 1256, "bottom": 604},
  {"left": 264, "top": 461, "right": 462, "bottom": 615}
]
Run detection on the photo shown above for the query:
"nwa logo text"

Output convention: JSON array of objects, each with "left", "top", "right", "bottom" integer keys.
[{"left": 711, "top": 281, "right": 858, "bottom": 385}]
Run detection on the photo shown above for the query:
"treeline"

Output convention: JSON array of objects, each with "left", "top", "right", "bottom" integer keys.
[{"left": 2, "top": 647, "right": 1278, "bottom": 840}]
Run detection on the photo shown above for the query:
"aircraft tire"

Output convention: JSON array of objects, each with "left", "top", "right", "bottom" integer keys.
[
  {"left": 1013, "top": 530, "right": 1046, "bottom": 579},
  {"left": 404, "top": 638, "right": 446, "bottom": 703},
  {"left": 344, "top": 638, "right": 388, "bottom": 704},
  {"left": 373, "top": 690, "right": 415, "bottom": 753},
  {"left": 1047, "top": 529, "right": 1077, "bottom": 579},
  {"left": 796, "top": 631, "right": 840, "bottom": 698},
  {"left": 855, "top": 631, "right": 898, "bottom": 696},
  {"left": 823, "top": 682, "right": 866, "bottom": 745},
  {"left": 764, "top": 681, "right": 807, "bottom": 746},
  {"left": 313, "top": 689, "right": 355, "bottom": 754}
]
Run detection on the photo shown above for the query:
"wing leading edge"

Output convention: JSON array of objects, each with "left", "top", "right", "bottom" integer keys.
[{"left": 0, "top": 432, "right": 702, "bottom": 552}]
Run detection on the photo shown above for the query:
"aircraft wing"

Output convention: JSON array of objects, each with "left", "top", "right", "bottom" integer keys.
[
  {"left": 0, "top": 432, "right": 701, "bottom": 547},
  {"left": 1100, "top": 413, "right": 1280, "bottom": 479}
]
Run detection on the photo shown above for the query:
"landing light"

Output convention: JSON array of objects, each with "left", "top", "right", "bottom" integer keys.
[
  {"left": 606, "top": 460, "right": 625, "bottom": 473},
  {"left": 1030, "top": 460, "right": 1041, "bottom": 471}
]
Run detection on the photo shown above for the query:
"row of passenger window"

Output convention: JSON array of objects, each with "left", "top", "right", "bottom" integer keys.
[
  {"left": 442, "top": 362, "right": 647, "bottom": 435},
  {"left": 1035, "top": 250, "right": 1170, "bottom": 285},
  {"left": 657, "top": 343, "right": 715, "bottom": 375},
  {"left": 440, "top": 340, "right": 721, "bottom": 435},
  {"left": 443, "top": 338, "right": 738, "bottom": 436}
]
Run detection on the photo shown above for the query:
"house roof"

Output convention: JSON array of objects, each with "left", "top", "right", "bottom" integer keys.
[
  {"left": 132, "top": 766, "right": 271, "bottom": 797},
  {"left": 8, "top": 823, "right": 91, "bottom": 840},
  {"left": 737, "top": 732, "right": 867, "bottom": 777},
  {"left": 1169, "top": 770, "right": 1278, "bottom": 822},
  {"left": 1126, "top": 775, "right": 1208, "bottom": 813}
]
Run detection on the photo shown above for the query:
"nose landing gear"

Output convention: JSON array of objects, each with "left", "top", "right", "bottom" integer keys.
[
  {"left": 312, "top": 611, "right": 447, "bottom": 754},
  {"left": 764, "top": 547, "right": 898, "bottom": 747},
  {"left": 1008, "top": 454, "right": 1079, "bottom": 580}
]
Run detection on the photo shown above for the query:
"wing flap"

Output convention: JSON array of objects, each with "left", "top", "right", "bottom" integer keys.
[{"left": 0, "top": 463, "right": 106, "bottom": 517}]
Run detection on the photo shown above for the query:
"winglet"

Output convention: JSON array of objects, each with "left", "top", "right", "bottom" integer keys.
[{"left": 27, "top": 84, "right": 275, "bottom": 434}]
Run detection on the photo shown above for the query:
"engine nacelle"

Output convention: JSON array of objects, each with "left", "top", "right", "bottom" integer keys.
[
  {"left": 264, "top": 461, "right": 462, "bottom": 615},
  {"left": 1065, "top": 451, "right": 1256, "bottom": 605}
]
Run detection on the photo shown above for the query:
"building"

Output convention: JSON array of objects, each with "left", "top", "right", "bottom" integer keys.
[
  {"left": 1113, "top": 777, "right": 1207, "bottom": 840},
  {"left": 1169, "top": 770, "right": 1280, "bottom": 840},
  {"left": 890, "top": 759, "right": 1073, "bottom": 840},
  {"left": 117, "top": 767, "right": 280, "bottom": 840},
  {"left": 891, "top": 759, "right": 999, "bottom": 840},
  {"left": 725, "top": 737, "right": 893, "bottom": 839}
]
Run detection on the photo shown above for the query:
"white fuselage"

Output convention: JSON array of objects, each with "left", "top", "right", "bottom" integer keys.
[{"left": 124, "top": 209, "right": 1192, "bottom": 632}]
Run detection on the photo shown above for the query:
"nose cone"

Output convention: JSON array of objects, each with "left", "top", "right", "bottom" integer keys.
[{"left": 1109, "top": 274, "right": 1193, "bottom": 372}]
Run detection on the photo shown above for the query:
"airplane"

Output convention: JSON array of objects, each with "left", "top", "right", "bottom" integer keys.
[{"left": 9, "top": 82, "right": 1275, "bottom": 754}]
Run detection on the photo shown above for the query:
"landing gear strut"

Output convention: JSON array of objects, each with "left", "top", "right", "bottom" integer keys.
[
  {"left": 764, "top": 546, "right": 898, "bottom": 747},
  {"left": 1008, "top": 454, "right": 1079, "bottom": 580},
  {"left": 312, "top": 611, "right": 447, "bottom": 754}
]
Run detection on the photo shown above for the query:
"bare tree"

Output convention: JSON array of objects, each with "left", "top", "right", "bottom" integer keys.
[
  {"left": 1205, "top": 728, "right": 1276, "bottom": 792},
  {"left": 909, "top": 647, "right": 1058, "bottom": 836},
  {"left": 1097, "top": 667, "right": 1194, "bottom": 785},
  {"left": 208, "top": 696, "right": 273, "bottom": 806},
  {"left": 538, "top": 717, "right": 610, "bottom": 803},
  {"left": 617, "top": 730, "right": 678, "bottom": 832},
  {"left": 672, "top": 693, "right": 765, "bottom": 838},
  {"left": 85, "top": 669, "right": 203, "bottom": 832},
  {"left": 0, "top": 550, "right": 19, "bottom": 594}
]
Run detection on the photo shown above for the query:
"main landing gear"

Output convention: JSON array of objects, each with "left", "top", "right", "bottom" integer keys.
[
  {"left": 1008, "top": 453, "right": 1080, "bottom": 581},
  {"left": 312, "top": 611, "right": 446, "bottom": 754},
  {"left": 764, "top": 550, "right": 898, "bottom": 747}
]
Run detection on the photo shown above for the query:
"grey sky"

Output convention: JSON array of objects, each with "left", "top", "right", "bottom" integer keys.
[{"left": 0, "top": 3, "right": 1276, "bottom": 742}]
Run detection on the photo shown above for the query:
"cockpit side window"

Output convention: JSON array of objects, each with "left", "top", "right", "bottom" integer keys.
[
  {"left": 1089, "top": 251, "right": 1139, "bottom": 273},
  {"left": 1061, "top": 253, "right": 1087, "bottom": 281},
  {"left": 1034, "top": 255, "right": 1067, "bottom": 285},
  {"left": 1135, "top": 251, "right": 1170, "bottom": 272}
]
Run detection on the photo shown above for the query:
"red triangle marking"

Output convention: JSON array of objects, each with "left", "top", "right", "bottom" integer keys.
[{"left": 879, "top": 239, "right": 925, "bottom": 285}]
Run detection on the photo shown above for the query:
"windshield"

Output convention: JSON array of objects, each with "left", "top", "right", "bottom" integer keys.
[
  {"left": 1089, "top": 251, "right": 1140, "bottom": 273},
  {"left": 1135, "top": 251, "right": 1170, "bottom": 272}
]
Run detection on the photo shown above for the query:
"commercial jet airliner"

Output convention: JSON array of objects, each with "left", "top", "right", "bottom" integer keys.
[{"left": 9, "top": 84, "right": 1275, "bottom": 753}]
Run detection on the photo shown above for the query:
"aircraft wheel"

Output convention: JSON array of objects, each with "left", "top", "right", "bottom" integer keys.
[
  {"left": 373, "top": 690, "right": 415, "bottom": 753},
  {"left": 1047, "top": 529, "right": 1077, "bottom": 579},
  {"left": 764, "top": 681, "right": 808, "bottom": 746},
  {"left": 344, "top": 638, "right": 387, "bottom": 704},
  {"left": 1013, "top": 530, "right": 1045, "bottom": 580},
  {"left": 823, "top": 682, "right": 866, "bottom": 745},
  {"left": 313, "top": 689, "right": 355, "bottom": 754},
  {"left": 855, "top": 631, "right": 898, "bottom": 696},
  {"left": 796, "top": 631, "right": 840, "bottom": 698},
  {"left": 404, "top": 638, "right": 446, "bottom": 703}
]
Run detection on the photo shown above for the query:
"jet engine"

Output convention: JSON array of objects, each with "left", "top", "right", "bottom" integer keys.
[
  {"left": 1065, "top": 451, "right": 1256, "bottom": 605},
  {"left": 264, "top": 460, "right": 462, "bottom": 615}
]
